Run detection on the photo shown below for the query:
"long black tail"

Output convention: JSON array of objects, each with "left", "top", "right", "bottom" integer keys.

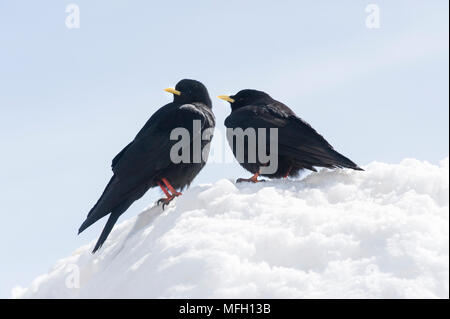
[
  {"left": 78, "top": 175, "right": 126, "bottom": 253},
  {"left": 78, "top": 176, "right": 118, "bottom": 235},
  {"left": 79, "top": 174, "right": 149, "bottom": 253},
  {"left": 329, "top": 149, "right": 364, "bottom": 171},
  {"left": 90, "top": 198, "right": 135, "bottom": 253},
  {"left": 92, "top": 213, "right": 120, "bottom": 253}
]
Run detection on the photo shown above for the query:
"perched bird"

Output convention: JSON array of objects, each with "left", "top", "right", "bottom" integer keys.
[
  {"left": 219, "top": 89, "right": 362, "bottom": 182},
  {"left": 79, "top": 79, "right": 215, "bottom": 253}
]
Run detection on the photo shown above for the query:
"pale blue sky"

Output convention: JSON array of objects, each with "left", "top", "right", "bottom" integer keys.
[{"left": 0, "top": 0, "right": 448, "bottom": 297}]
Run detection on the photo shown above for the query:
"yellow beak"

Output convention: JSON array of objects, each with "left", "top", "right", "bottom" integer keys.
[
  {"left": 164, "top": 88, "right": 181, "bottom": 96},
  {"left": 218, "top": 95, "right": 235, "bottom": 103}
]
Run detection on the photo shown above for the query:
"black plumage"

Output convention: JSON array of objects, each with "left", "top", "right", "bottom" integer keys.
[
  {"left": 79, "top": 79, "right": 215, "bottom": 253},
  {"left": 220, "top": 89, "right": 362, "bottom": 182}
]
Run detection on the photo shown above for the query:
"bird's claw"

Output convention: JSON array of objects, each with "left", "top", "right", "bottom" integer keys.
[
  {"left": 236, "top": 177, "right": 266, "bottom": 183},
  {"left": 157, "top": 197, "right": 173, "bottom": 210},
  {"left": 156, "top": 192, "right": 182, "bottom": 210}
]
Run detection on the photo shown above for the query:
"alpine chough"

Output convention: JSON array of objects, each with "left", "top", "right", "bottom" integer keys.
[
  {"left": 219, "top": 89, "right": 362, "bottom": 183},
  {"left": 79, "top": 79, "right": 215, "bottom": 253}
]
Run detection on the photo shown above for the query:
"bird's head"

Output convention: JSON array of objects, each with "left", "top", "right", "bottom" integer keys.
[
  {"left": 218, "top": 89, "right": 272, "bottom": 111},
  {"left": 165, "top": 79, "right": 212, "bottom": 108}
]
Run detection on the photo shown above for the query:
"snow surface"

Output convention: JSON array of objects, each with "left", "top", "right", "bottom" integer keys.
[{"left": 13, "top": 158, "right": 449, "bottom": 299}]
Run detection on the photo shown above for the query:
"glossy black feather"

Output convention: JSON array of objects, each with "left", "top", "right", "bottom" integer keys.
[
  {"left": 79, "top": 79, "right": 215, "bottom": 253},
  {"left": 224, "top": 89, "right": 362, "bottom": 178}
]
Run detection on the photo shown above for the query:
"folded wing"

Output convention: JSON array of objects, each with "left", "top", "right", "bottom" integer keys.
[{"left": 225, "top": 104, "right": 362, "bottom": 170}]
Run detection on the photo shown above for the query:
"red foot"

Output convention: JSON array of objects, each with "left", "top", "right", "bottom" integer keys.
[
  {"left": 284, "top": 166, "right": 292, "bottom": 179},
  {"left": 236, "top": 172, "right": 265, "bottom": 183},
  {"left": 157, "top": 194, "right": 181, "bottom": 209},
  {"left": 156, "top": 178, "right": 182, "bottom": 210}
]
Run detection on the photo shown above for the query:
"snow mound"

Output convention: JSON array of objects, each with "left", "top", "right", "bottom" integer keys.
[{"left": 13, "top": 158, "right": 449, "bottom": 298}]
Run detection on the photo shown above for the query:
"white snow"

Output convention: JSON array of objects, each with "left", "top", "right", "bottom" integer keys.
[{"left": 13, "top": 158, "right": 449, "bottom": 299}]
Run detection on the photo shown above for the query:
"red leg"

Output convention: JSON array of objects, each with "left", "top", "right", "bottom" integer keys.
[
  {"left": 157, "top": 179, "right": 181, "bottom": 210},
  {"left": 249, "top": 172, "right": 260, "bottom": 182},
  {"left": 162, "top": 178, "right": 182, "bottom": 196},
  {"left": 157, "top": 181, "right": 171, "bottom": 198},
  {"left": 237, "top": 171, "right": 265, "bottom": 183},
  {"left": 284, "top": 166, "right": 292, "bottom": 179}
]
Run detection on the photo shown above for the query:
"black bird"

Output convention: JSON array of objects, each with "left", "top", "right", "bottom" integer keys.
[
  {"left": 219, "top": 89, "right": 362, "bottom": 182},
  {"left": 79, "top": 79, "right": 215, "bottom": 253}
]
